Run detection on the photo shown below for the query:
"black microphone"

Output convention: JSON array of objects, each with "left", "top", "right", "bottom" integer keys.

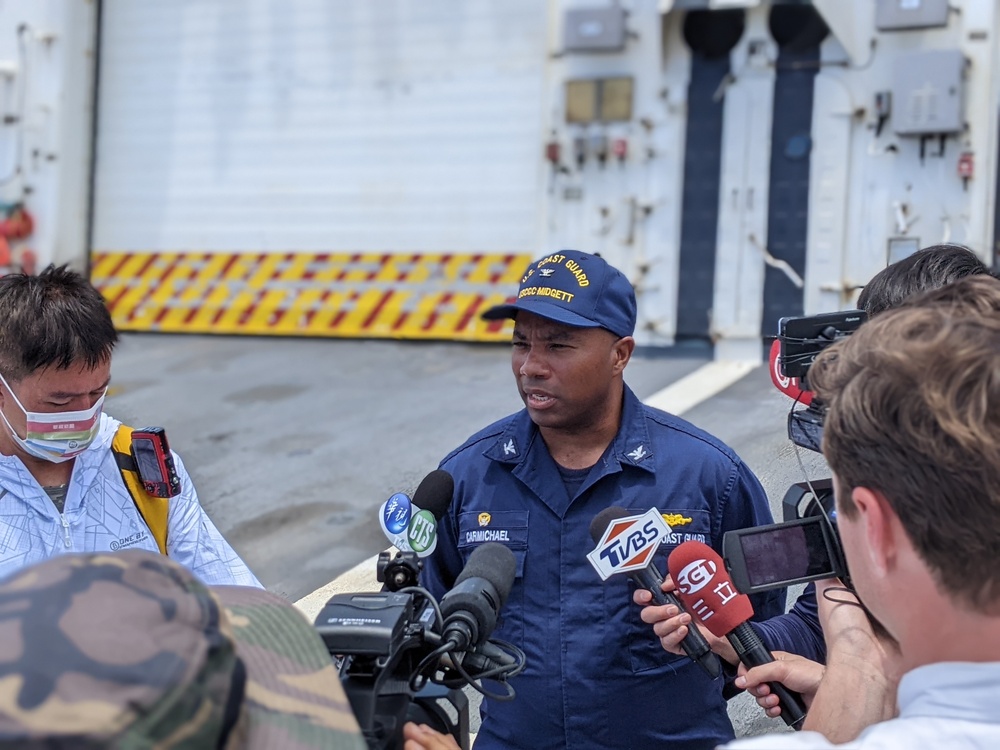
[
  {"left": 668, "top": 541, "right": 808, "bottom": 728},
  {"left": 440, "top": 542, "right": 516, "bottom": 652},
  {"left": 411, "top": 469, "right": 454, "bottom": 519},
  {"left": 589, "top": 507, "right": 721, "bottom": 679},
  {"left": 378, "top": 470, "right": 455, "bottom": 591}
]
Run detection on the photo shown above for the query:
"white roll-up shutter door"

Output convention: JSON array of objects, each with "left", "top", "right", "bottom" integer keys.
[{"left": 91, "top": 0, "right": 547, "bottom": 340}]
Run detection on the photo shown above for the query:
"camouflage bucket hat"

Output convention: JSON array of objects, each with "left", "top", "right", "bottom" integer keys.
[{"left": 0, "top": 550, "right": 366, "bottom": 750}]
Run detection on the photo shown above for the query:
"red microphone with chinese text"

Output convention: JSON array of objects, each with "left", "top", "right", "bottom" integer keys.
[{"left": 667, "top": 540, "right": 808, "bottom": 728}]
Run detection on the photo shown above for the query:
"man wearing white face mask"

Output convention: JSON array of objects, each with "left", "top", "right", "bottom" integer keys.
[{"left": 0, "top": 265, "right": 261, "bottom": 587}]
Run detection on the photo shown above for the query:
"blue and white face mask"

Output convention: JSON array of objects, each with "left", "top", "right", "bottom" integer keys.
[{"left": 0, "top": 372, "right": 106, "bottom": 463}]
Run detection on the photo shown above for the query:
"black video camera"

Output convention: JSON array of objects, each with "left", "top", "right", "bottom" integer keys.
[
  {"left": 723, "top": 478, "right": 849, "bottom": 594},
  {"left": 722, "top": 311, "right": 868, "bottom": 592},
  {"left": 314, "top": 546, "right": 525, "bottom": 750},
  {"left": 777, "top": 309, "right": 867, "bottom": 453}
]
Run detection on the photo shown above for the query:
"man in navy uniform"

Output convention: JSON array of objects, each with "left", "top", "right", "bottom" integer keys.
[{"left": 421, "top": 250, "right": 822, "bottom": 749}]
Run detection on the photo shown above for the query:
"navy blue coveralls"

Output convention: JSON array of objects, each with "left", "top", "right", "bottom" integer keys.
[{"left": 421, "top": 386, "right": 824, "bottom": 750}]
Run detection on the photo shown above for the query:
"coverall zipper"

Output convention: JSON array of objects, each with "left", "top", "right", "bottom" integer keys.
[{"left": 60, "top": 513, "right": 71, "bottom": 548}]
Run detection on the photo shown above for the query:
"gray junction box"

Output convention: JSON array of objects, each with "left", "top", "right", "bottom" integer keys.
[
  {"left": 563, "top": 7, "right": 627, "bottom": 53},
  {"left": 876, "top": 0, "right": 950, "bottom": 31},
  {"left": 892, "top": 49, "right": 965, "bottom": 135}
]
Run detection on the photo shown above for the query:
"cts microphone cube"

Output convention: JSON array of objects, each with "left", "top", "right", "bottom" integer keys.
[
  {"left": 407, "top": 469, "right": 453, "bottom": 557},
  {"left": 407, "top": 509, "right": 438, "bottom": 556},
  {"left": 379, "top": 492, "right": 414, "bottom": 551},
  {"left": 376, "top": 471, "right": 456, "bottom": 592}
]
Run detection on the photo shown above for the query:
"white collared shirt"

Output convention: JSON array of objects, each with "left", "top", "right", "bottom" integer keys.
[
  {"left": 0, "top": 413, "right": 261, "bottom": 588},
  {"left": 725, "top": 662, "right": 1000, "bottom": 749}
]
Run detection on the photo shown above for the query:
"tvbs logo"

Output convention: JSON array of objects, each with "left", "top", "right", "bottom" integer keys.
[
  {"left": 587, "top": 508, "right": 673, "bottom": 581},
  {"left": 600, "top": 522, "right": 658, "bottom": 568}
]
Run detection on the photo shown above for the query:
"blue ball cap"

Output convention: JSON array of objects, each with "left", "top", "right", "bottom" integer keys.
[{"left": 482, "top": 250, "right": 636, "bottom": 338}]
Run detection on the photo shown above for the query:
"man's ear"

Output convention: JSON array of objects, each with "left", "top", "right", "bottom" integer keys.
[
  {"left": 851, "top": 486, "right": 898, "bottom": 577},
  {"left": 611, "top": 336, "right": 635, "bottom": 375}
]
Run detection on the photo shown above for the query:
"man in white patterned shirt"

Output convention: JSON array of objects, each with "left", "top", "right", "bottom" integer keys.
[{"left": 0, "top": 265, "right": 260, "bottom": 587}]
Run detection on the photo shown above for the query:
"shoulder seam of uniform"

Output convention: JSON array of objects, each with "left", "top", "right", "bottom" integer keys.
[
  {"left": 439, "top": 415, "right": 516, "bottom": 465},
  {"left": 641, "top": 405, "right": 741, "bottom": 466}
]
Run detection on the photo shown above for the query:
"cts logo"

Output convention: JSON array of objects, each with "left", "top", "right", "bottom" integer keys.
[
  {"left": 675, "top": 558, "right": 717, "bottom": 595},
  {"left": 586, "top": 508, "right": 673, "bottom": 581},
  {"left": 478, "top": 512, "right": 492, "bottom": 527},
  {"left": 407, "top": 510, "right": 438, "bottom": 556}
]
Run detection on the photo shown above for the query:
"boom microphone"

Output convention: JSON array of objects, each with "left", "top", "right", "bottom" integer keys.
[
  {"left": 440, "top": 542, "right": 516, "bottom": 652},
  {"left": 667, "top": 540, "right": 807, "bottom": 728},
  {"left": 589, "top": 507, "right": 721, "bottom": 679}
]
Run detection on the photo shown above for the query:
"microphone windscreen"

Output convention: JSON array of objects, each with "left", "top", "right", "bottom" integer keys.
[
  {"left": 412, "top": 469, "right": 455, "bottom": 519},
  {"left": 589, "top": 506, "right": 631, "bottom": 544},
  {"left": 441, "top": 543, "right": 516, "bottom": 648},
  {"left": 667, "top": 541, "right": 754, "bottom": 637},
  {"left": 455, "top": 542, "right": 517, "bottom": 607},
  {"left": 456, "top": 542, "right": 517, "bottom": 609}
]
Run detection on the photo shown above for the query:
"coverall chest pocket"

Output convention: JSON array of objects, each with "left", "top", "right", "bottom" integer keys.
[
  {"left": 626, "top": 549, "right": 687, "bottom": 673},
  {"left": 457, "top": 510, "right": 528, "bottom": 649},
  {"left": 627, "top": 508, "right": 713, "bottom": 674}
]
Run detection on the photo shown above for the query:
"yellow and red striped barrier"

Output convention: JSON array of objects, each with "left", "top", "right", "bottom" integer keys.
[{"left": 91, "top": 251, "right": 529, "bottom": 342}]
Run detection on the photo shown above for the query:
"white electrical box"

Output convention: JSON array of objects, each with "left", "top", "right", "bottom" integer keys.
[
  {"left": 877, "top": 0, "right": 950, "bottom": 31},
  {"left": 563, "top": 7, "right": 627, "bottom": 53},
  {"left": 892, "top": 49, "right": 965, "bottom": 135}
]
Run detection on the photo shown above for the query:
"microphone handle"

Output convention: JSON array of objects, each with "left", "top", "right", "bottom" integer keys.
[
  {"left": 727, "top": 622, "right": 807, "bottom": 728},
  {"left": 461, "top": 641, "right": 516, "bottom": 676},
  {"left": 632, "top": 566, "right": 722, "bottom": 679}
]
